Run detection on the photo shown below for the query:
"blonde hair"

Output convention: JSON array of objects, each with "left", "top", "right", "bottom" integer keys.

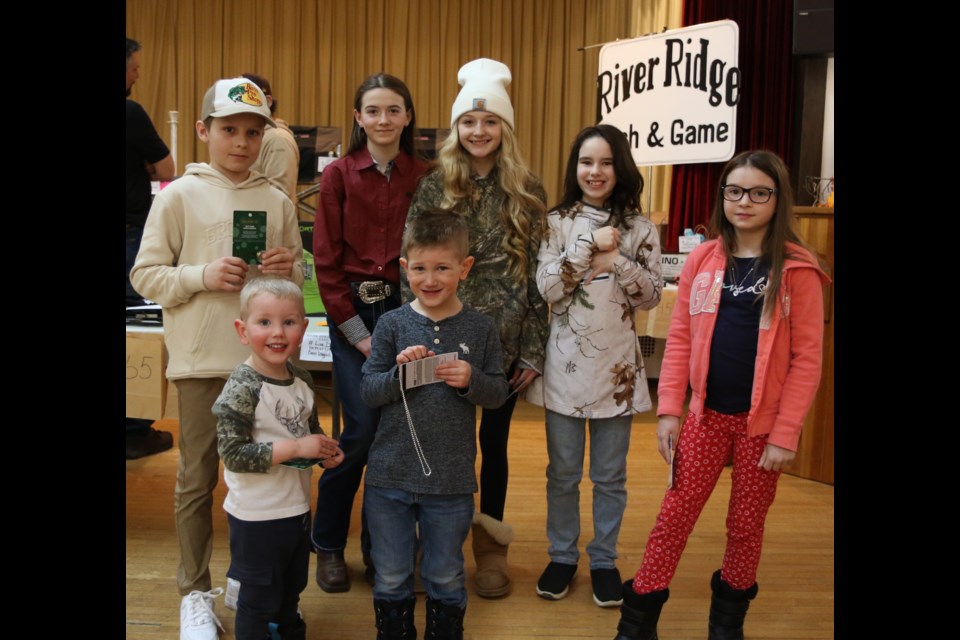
[
  {"left": 239, "top": 276, "right": 305, "bottom": 320},
  {"left": 436, "top": 119, "right": 545, "bottom": 281}
]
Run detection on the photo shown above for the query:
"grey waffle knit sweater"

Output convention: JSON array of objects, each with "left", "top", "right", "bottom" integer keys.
[{"left": 360, "top": 304, "right": 509, "bottom": 495}]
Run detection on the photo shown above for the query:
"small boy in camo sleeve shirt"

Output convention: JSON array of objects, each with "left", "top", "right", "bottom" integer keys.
[{"left": 213, "top": 276, "right": 343, "bottom": 640}]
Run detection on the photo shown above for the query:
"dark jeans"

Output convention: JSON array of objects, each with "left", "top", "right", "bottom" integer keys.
[
  {"left": 311, "top": 291, "right": 400, "bottom": 553},
  {"left": 126, "top": 417, "right": 154, "bottom": 436},
  {"left": 227, "top": 512, "right": 310, "bottom": 640}
]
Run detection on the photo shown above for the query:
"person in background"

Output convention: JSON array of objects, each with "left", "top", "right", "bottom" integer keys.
[
  {"left": 311, "top": 73, "right": 429, "bottom": 593},
  {"left": 612, "top": 150, "right": 829, "bottom": 640},
  {"left": 242, "top": 72, "right": 301, "bottom": 205},
  {"left": 405, "top": 58, "right": 548, "bottom": 598},
  {"left": 125, "top": 36, "right": 175, "bottom": 460}
]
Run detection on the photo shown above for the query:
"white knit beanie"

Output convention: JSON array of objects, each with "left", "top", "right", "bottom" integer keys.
[{"left": 449, "top": 58, "right": 514, "bottom": 129}]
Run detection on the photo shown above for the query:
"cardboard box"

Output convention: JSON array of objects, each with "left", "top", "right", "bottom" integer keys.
[
  {"left": 635, "top": 285, "right": 678, "bottom": 340},
  {"left": 125, "top": 329, "right": 168, "bottom": 420}
]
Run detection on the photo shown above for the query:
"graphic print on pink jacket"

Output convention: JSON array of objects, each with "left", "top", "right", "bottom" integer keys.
[{"left": 655, "top": 239, "right": 830, "bottom": 451}]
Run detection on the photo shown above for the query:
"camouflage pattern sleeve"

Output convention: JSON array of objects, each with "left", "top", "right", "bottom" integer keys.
[
  {"left": 536, "top": 206, "right": 593, "bottom": 304},
  {"left": 518, "top": 181, "right": 549, "bottom": 372},
  {"left": 618, "top": 216, "right": 663, "bottom": 312},
  {"left": 214, "top": 366, "right": 274, "bottom": 473}
]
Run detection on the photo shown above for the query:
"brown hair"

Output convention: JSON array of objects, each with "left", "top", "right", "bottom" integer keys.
[
  {"left": 241, "top": 73, "right": 276, "bottom": 115},
  {"left": 555, "top": 124, "right": 642, "bottom": 230},
  {"left": 347, "top": 73, "right": 418, "bottom": 157},
  {"left": 709, "top": 149, "right": 813, "bottom": 319},
  {"left": 402, "top": 208, "right": 470, "bottom": 259}
]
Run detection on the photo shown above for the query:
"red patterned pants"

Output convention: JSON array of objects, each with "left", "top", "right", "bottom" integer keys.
[{"left": 632, "top": 408, "right": 781, "bottom": 592}]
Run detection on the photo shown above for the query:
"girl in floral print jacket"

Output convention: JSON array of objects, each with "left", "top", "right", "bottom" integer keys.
[{"left": 527, "top": 125, "right": 662, "bottom": 608}]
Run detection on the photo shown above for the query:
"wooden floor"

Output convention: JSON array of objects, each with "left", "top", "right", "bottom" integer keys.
[{"left": 126, "top": 386, "right": 834, "bottom": 639}]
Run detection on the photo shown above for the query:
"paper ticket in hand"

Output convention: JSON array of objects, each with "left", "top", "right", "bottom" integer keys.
[
  {"left": 233, "top": 210, "right": 267, "bottom": 266},
  {"left": 400, "top": 352, "right": 458, "bottom": 389}
]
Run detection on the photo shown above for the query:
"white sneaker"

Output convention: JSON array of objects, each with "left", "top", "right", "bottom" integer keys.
[
  {"left": 180, "top": 588, "right": 225, "bottom": 640},
  {"left": 224, "top": 578, "right": 240, "bottom": 611}
]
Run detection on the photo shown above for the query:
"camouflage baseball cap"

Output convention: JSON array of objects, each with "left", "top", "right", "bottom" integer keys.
[{"left": 200, "top": 77, "right": 275, "bottom": 126}]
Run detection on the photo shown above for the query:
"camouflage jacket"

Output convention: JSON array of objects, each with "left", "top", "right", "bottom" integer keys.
[
  {"left": 526, "top": 202, "right": 663, "bottom": 418},
  {"left": 404, "top": 169, "right": 549, "bottom": 373}
]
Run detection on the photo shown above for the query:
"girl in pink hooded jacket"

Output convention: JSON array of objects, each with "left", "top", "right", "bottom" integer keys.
[{"left": 612, "top": 150, "right": 830, "bottom": 640}]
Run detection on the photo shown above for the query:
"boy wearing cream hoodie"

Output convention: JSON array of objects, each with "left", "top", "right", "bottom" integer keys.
[{"left": 131, "top": 76, "right": 303, "bottom": 640}]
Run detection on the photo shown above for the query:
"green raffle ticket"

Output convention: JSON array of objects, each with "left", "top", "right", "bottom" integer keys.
[
  {"left": 233, "top": 210, "right": 267, "bottom": 266},
  {"left": 281, "top": 458, "right": 323, "bottom": 470}
]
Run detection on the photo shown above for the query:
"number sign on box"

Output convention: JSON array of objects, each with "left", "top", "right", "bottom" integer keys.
[{"left": 126, "top": 331, "right": 168, "bottom": 420}]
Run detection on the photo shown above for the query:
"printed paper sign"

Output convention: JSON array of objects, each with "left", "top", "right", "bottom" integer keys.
[
  {"left": 678, "top": 235, "right": 703, "bottom": 253},
  {"left": 661, "top": 254, "right": 688, "bottom": 282},
  {"left": 300, "top": 320, "right": 332, "bottom": 362},
  {"left": 317, "top": 156, "right": 338, "bottom": 173},
  {"left": 598, "top": 20, "right": 740, "bottom": 166}
]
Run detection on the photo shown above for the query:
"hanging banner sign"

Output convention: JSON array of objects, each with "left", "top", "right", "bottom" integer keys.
[{"left": 598, "top": 20, "right": 740, "bottom": 166}]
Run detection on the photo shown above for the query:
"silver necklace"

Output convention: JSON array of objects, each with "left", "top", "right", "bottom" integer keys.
[{"left": 728, "top": 257, "right": 759, "bottom": 297}]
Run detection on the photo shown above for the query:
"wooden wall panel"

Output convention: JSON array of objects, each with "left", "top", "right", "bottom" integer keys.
[{"left": 788, "top": 207, "right": 834, "bottom": 485}]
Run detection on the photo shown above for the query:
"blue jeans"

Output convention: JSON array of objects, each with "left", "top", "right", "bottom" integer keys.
[
  {"left": 365, "top": 486, "right": 474, "bottom": 608},
  {"left": 544, "top": 410, "right": 632, "bottom": 569},
  {"left": 311, "top": 293, "right": 400, "bottom": 553}
]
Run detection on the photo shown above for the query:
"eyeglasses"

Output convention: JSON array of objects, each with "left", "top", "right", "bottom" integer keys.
[{"left": 720, "top": 185, "right": 777, "bottom": 204}]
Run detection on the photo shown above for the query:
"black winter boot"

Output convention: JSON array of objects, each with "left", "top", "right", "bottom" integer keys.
[
  {"left": 424, "top": 598, "right": 465, "bottom": 640},
  {"left": 708, "top": 570, "right": 758, "bottom": 640},
  {"left": 612, "top": 580, "right": 669, "bottom": 640},
  {"left": 373, "top": 597, "right": 417, "bottom": 640},
  {"left": 276, "top": 615, "right": 307, "bottom": 640}
]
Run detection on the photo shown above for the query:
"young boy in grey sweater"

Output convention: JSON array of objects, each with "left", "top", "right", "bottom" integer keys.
[{"left": 360, "top": 209, "right": 509, "bottom": 639}]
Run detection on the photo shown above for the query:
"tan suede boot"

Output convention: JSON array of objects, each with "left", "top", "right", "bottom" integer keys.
[{"left": 471, "top": 512, "right": 515, "bottom": 598}]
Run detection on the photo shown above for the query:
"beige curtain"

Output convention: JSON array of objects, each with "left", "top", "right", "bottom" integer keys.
[
  {"left": 630, "top": 0, "right": 683, "bottom": 219},
  {"left": 126, "top": 0, "right": 651, "bottom": 207}
]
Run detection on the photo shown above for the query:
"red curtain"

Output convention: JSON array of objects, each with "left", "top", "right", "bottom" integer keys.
[{"left": 665, "top": 0, "right": 796, "bottom": 252}]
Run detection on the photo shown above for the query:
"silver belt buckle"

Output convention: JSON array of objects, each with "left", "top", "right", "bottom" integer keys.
[{"left": 357, "top": 281, "right": 391, "bottom": 304}]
